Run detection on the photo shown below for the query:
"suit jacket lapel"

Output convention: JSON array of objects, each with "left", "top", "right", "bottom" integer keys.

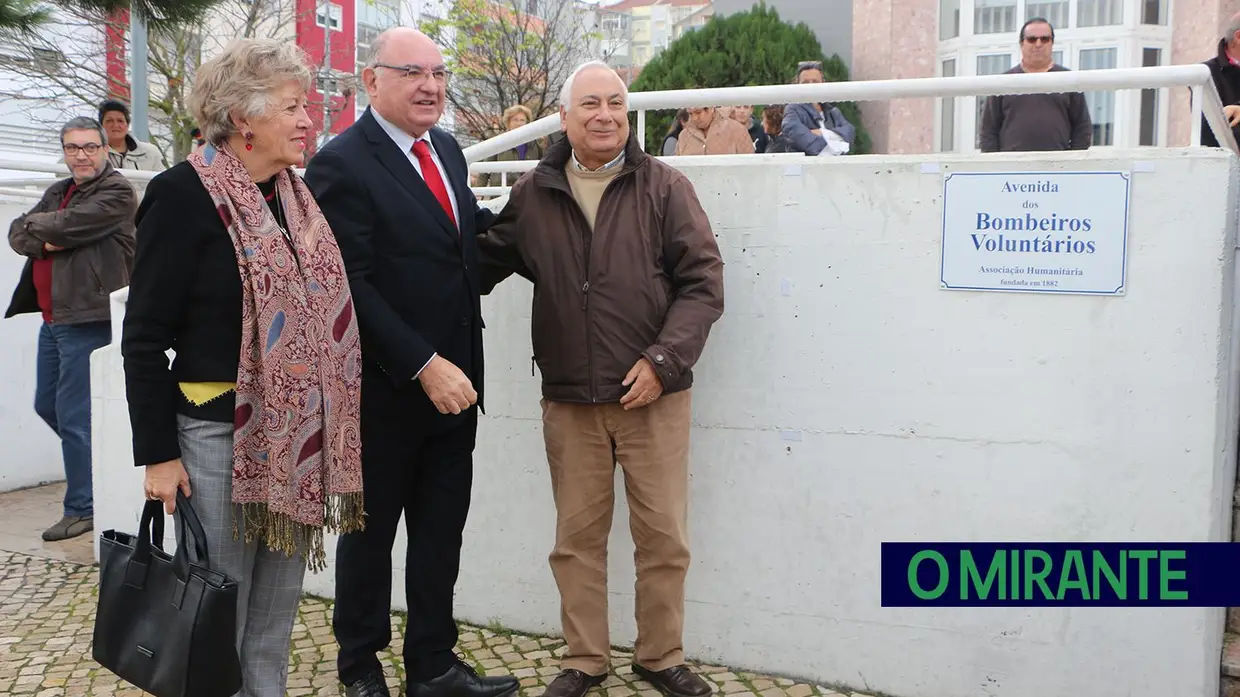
[
  {"left": 360, "top": 111, "right": 460, "bottom": 242},
  {"left": 431, "top": 129, "right": 471, "bottom": 236}
]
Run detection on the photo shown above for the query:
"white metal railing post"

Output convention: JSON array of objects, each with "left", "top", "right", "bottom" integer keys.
[
  {"left": 1191, "top": 85, "right": 1204, "bottom": 148},
  {"left": 1197, "top": 78, "right": 1238, "bottom": 153},
  {"left": 637, "top": 109, "right": 646, "bottom": 152}
]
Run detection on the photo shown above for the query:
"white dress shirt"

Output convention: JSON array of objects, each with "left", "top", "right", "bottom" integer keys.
[{"left": 370, "top": 107, "right": 461, "bottom": 227}]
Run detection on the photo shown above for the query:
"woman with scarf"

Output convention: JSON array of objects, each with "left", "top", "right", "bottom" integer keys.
[{"left": 120, "top": 38, "right": 364, "bottom": 697}]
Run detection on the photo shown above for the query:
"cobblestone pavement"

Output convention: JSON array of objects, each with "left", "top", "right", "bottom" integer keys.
[{"left": 0, "top": 486, "right": 870, "bottom": 697}]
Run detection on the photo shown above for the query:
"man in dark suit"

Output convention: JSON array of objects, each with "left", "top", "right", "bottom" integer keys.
[{"left": 303, "top": 27, "right": 516, "bottom": 697}]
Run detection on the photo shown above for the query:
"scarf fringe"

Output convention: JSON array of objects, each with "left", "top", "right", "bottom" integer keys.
[{"left": 232, "top": 493, "right": 366, "bottom": 573}]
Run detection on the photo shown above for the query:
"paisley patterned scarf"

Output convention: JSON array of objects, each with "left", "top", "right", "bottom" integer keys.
[{"left": 189, "top": 144, "right": 364, "bottom": 571}]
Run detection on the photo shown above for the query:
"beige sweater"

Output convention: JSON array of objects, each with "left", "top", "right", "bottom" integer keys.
[{"left": 565, "top": 160, "right": 622, "bottom": 230}]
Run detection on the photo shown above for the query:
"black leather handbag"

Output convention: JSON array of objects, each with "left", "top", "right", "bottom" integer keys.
[{"left": 92, "top": 491, "right": 242, "bottom": 697}]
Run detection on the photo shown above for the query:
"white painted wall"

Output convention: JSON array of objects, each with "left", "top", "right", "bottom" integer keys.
[
  {"left": 87, "top": 149, "right": 1240, "bottom": 697},
  {"left": 0, "top": 203, "right": 68, "bottom": 492}
]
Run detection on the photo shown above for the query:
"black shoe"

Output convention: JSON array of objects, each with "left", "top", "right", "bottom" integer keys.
[
  {"left": 344, "top": 671, "right": 392, "bottom": 697},
  {"left": 544, "top": 669, "right": 607, "bottom": 697},
  {"left": 407, "top": 658, "right": 519, "bottom": 697}
]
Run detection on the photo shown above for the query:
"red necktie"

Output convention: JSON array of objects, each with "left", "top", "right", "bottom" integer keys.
[{"left": 412, "top": 140, "right": 457, "bottom": 231}]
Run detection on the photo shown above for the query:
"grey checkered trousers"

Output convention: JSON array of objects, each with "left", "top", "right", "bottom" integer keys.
[{"left": 175, "top": 414, "right": 307, "bottom": 697}]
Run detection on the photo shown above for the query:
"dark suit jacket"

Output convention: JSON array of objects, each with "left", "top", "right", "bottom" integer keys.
[
  {"left": 304, "top": 108, "right": 494, "bottom": 435},
  {"left": 1203, "top": 39, "right": 1240, "bottom": 148}
]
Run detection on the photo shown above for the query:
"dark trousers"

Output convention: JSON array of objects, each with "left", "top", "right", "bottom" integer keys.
[
  {"left": 34, "top": 320, "right": 111, "bottom": 518},
  {"left": 334, "top": 405, "right": 477, "bottom": 685}
]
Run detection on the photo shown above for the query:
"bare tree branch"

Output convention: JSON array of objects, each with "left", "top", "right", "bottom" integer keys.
[
  {"left": 421, "top": 0, "right": 615, "bottom": 144},
  {"left": 0, "top": 0, "right": 343, "bottom": 164}
]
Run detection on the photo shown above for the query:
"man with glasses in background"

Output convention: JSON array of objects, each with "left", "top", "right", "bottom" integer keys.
[
  {"left": 978, "top": 18, "right": 1092, "bottom": 152},
  {"left": 4, "top": 116, "right": 136, "bottom": 542},
  {"left": 781, "top": 60, "right": 858, "bottom": 156},
  {"left": 304, "top": 26, "right": 514, "bottom": 697}
]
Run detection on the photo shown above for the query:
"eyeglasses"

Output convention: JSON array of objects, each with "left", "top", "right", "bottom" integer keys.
[
  {"left": 374, "top": 63, "right": 452, "bottom": 85},
  {"left": 1024, "top": 35, "right": 1053, "bottom": 44},
  {"left": 62, "top": 143, "right": 102, "bottom": 155}
]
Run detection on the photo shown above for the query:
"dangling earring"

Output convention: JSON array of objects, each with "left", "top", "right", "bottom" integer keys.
[{"left": 244, "top": 131, "right": 253, "bottom": 151}]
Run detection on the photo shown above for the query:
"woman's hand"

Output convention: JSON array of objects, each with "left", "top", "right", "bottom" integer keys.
[{"left": 144, "top": 459, "right": 191, "bottom": 515}]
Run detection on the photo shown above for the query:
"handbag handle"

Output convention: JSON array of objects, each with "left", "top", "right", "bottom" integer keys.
[
  {"left": 122, "top": 498, "right": 167, "bottom": 589},
  {"left": 170, "top": 490, "right": 211, "bottom": 579},
  {"left": 168, "top": 491, "right": 214, "bottom": 608}
]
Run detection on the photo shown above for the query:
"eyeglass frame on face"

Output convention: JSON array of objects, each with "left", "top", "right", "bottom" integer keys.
[
  {"left": 373, "top": 63, "right": 452, "bottom": 85},
  {"left": 62, "top": 142, "right": 102, "bottom": 156},
  {"left": 1023, "top": 34, "right": 1053, "bottom": 44}
]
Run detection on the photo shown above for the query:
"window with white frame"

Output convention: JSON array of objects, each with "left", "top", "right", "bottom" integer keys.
[
  {"left": 1139, "top": 47, "right": 1163, "bottom": 145},
  {"left": 1025, "top": 1, "right": 1068, "bottom": 30},
  {"left": 316, "top": 1, "right": 342, "bottom": 30},
  {"left": 975, "top": 0, "right": 1017, "bottom": 34},
  {"left": 357, "top": 0, "right": 398, "bottom": 30},
  {"left": 976, "top": 53, "right": 1013, "bottom": 147},
  {"left": 1142, "top": 0, "right": 1167, "bottom": 25},
  {"left": 1079, "top": 47, "right": 1117, "bottom": 145},
  {"left": 1052, "top": 49, "right": 1063, "bottom": 66},
  {"left": 940, "top": 0, "right": 960, "bottom": 40},
  {"left": 941, "top": 58, "right": 956, "bottom": 151},
  {"left": 1077, "top": 0, "right": 1122, "bottom": 27}
]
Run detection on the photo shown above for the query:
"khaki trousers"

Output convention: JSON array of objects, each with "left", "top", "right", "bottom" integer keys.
[{"left": 541, "top": 389, "right": 693, "bottom": 676}]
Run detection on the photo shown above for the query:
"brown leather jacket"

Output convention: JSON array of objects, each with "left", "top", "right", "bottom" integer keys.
[
  {"left": 478, "top": 133, "right": 724, "bottom": 403},
  {"left": 6, "top": 163, "right": 137, "bottom": 325}
]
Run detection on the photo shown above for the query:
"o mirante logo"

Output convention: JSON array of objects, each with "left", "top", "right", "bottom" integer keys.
[{"left": 879, "top": 543, "right": 1239, "bottom": 607}]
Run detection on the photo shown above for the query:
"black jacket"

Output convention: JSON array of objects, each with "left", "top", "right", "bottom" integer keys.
[
  {"left": 1203, "top": 39, "right": 1240, "bottom": 148},
  {"left": 303, "top": 108, "right": 494, "bottom": 435},
  {"left": 121, "top": 162, "right": 286, "bottom": 466},
  {"left": 746, "top": 117, "right": 769, "bottom": 154},
  {"left": 6, "top": 163, "right": 136, "bottom": 325}
]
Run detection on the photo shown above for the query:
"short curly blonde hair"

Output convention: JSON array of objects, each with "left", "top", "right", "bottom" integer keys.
[
  {"left": 503, "top": 104, "right": 533, "bottom": 128},
  {"left": 189, "top": 38, "right": 313, "bottom": 146}
]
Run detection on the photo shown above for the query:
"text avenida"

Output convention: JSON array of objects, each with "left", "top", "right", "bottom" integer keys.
[{"left": 971, "top": 180, "right": 1097, "bottom": 255}]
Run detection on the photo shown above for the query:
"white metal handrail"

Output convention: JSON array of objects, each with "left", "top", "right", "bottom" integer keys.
[
  {"left": 0, "top": 158, "right": 160, "bottom": 182},
  {"left": 0, "top": 158, "right": 161, "bottom": 202},
  {"left": 0, "top": 65, "right": 1234, "bottom": 204},
  {"left": 462, "top": 64, "right": 1239, "bottom": 163}
]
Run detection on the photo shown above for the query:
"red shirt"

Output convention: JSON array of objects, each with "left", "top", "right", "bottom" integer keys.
[{"left": 31, "top": 182, "right": 77, "bottom": 323}]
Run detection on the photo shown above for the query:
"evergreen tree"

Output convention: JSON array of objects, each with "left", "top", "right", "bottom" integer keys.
[
  {"left": 0, "top": 0, "right": 223, "bottom": 34},
  {"left": 0, "top": 0, "right": 46, "bottom": 34},
  {"left": 629, "top": 2, "right": 870, "bottom": 155}
]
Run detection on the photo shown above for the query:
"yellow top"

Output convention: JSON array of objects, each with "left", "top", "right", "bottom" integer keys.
[{"left": 179, "top": 382, "right": 235, "bottom": 407}]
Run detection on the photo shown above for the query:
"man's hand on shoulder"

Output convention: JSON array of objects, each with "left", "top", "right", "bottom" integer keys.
[{"left": 417, "top": 355, "right": 477, "bottom": 415}]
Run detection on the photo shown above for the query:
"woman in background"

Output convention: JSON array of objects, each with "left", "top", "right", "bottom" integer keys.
[{"left": 479, "top": 104, "right": 546, "bottom": 189}]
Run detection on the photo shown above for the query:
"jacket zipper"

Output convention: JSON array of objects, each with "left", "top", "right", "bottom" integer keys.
[
  {"left": 542, "top": 159, "right": 640, "bottom": 404},
  {"left": 579, "top": 176, "right": 626, "bottom": 404}
]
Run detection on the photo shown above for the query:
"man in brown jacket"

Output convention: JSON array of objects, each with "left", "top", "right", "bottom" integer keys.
[
  {"left": 5, "top": 116, "right": 136, "bottom": 542},
  {"left": 675, "top": 105, "right": 754, "bottom": 156},
  {"left": 477, "top": 61, "right": 725, "bottom": 697}
]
